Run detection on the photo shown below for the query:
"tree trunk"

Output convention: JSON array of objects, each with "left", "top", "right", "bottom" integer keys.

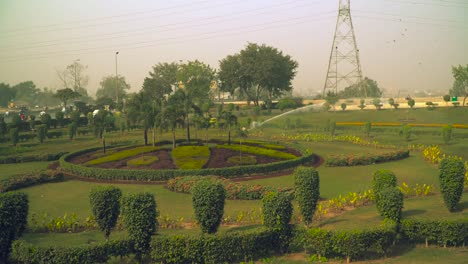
[
  {"left": 186, "top": 115, "right": 191, "bottom": 143},
  {"left": 152, "top": 126, "right": 156, "bottom": 147},
  {"left": 144, "top": 128, "right": 148, "bottom": 146},
  {"left": 172, "top": 128, "right": 176, "bottom": 149},
  {"left": 228, "top": 129, "right": 231, "bottom": 145},
  {"left": 463, "top": 94, "right": 467, "bottom": 107}
]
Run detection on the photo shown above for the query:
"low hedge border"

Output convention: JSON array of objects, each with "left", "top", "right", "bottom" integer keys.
[
  {"left": 326, "top": 150, "right": 410, "bottom": 167},
  {"left": 10, "top": 239, "right": 134, "bottom": 264},
  {"left": 59, "top": 147, "right": 317, "bottom": 181},
  {"left": 0, "top": 171, "right": 64, "bottom": 193},
  {"left": 0, "top": 152, "right": 68, "bottom": 164},
  {"left": 400, "top": 219, "right": 468, "bottom": 247}
]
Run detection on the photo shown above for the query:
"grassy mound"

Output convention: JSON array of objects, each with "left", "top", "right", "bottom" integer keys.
[{"left": 171, "top": 145, "right": 210, "bottom": 169}]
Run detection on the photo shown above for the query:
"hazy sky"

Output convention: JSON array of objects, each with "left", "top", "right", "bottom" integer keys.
[{"left": 0, "top": 0, "right": 467, "bottom": 97}]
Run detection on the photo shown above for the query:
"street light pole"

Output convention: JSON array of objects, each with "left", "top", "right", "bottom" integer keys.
[{"left": 115, "top": 51, "right": 119, "bottom": 105}]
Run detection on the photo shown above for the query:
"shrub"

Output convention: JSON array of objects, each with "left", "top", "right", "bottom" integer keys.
[
  {"left": 171, "top": 145, "right": 210, "bottom": 169},
  {"left": 36, "top": 124, "right": 47, "bottom": 143},
  {"left": 442, "top": 125, "right": 452, "bottom": 144},
  {"left": 0, "top": 171, "right": 64, "bottom": 193},
  {"left": 326, "top": 150, "right": 410, "bottom": 167},
  {"left": 373, "top": 170, "right": 397, "bottom": 216},
  {"left": 400, "top": 124, "right": 411, "bottom": 141},
  {"left": 122, "top": 193, "right": 158, "bottom": 256},
  {"left": 262, "top": 191, "right": 293, "bottom": 231},
  {"left": 400, "top": 219, "right": 468, "bottom": 247},
  {"left": 89, "top": 186, "right": 122, "bottom": 240},
  {"left": 408, "top": 99, "right": 415, "bottom": 108},
  {"left": 40, "top": 113, "right": 51, "bottom": 128},
  {"left": 294, "top": 167, "right": 320, "bottom": 226},
  {"left": 192, "top": 180, "right": 226, "bottom": 234},
  {"left": 364, "top": 122, "right": 371, "bottom": 137},
  {"left": 86, "top": 146, "right": 159, "bottom": 165},
  {"left": 55, "top": 111, "right": 64, "bottom": 127},
  {"left": 439, "top": 157, "right": 465, "bottom": 212},
  {"left": 68, "top": 122, "right": 77, "bottom": 140},
  {"left": 126, "top": 156, "right": 159, "bottom": 167},
  {"left": 0, "top": 192, "right": 28, "bottom": 263},
  {"left": 341, "top": 103, "right": 347, "bottom": 111},
  {"left": 227, "top": 155, "right": 257, "bottom": 165},
  {"left": 218, "top": 144, "right": 297, "bottom": 160},
  {"left": 378, "top": 187, "right": 404, "bottom": 223},
  {"left": 329, "top": 121, "right": 336, "bottom": 136},
  {"left": 9, "top": 127, "right": 19, "bottom": 146}
]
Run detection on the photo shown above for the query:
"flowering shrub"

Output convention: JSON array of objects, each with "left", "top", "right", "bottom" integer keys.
[
  {"left": 273, "top": 133, "right": 396, "bottom": 149},
  {"left": 326, "top": 150, "right": 409, "bottom": 167}
]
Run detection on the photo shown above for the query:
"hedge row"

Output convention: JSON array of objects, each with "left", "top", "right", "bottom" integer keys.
[
  {"left": 400, "top": 219, "right": 468, "bottom": 247},
  {"left": 60, "top": 147, "right": 317, "bottom": 181},
  {"left": 150, "top": 229, "right": 281, "bottom": 264},
  {"left": 0, "top": 171, "right": 64, "bottom": 193},
  {"left": 217, "top": 144, "right": 298, "bottom": 160},
  {"left": 326, "top": 150, "right": 409, "bottom": 167},
  {"left": 10, "top": 239, "right": 134, "bottom": 264},
  {"left": 166, "top": 176, "right": 293, "bottom": 200},
  {"left": 0, "top": 152, "right": 67, "bottom": 164}
]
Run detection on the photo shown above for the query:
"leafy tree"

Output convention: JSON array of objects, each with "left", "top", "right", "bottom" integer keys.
[
  {"left": 388, "top": 98, "right": 395, "bottom": 107},
  {"left": 12, "top": 81, "right": 39, "bottom": 106},
  {"left": 373, "top": 98, "right": 382, "bottom": 110},
  {"left": 0, "top": 83, "right": 16, "bottom": 107},
  {"left": 439, "top": 157, "right": 465, "bottom": 212},
  {"left": 262, "top": 191, "right": 293, "bottom": 231},
  {"left": 220, "top": 110, "right": 237, "bottom": 145},
  {"left": 449, "top": 65, "right": 467, "bottom": 106},
  {"left": 96, "top": 75, "right": 130, "bottom": 107},
  {"left": 192, "top": 180, "right": 226, "bottom": 234},
  {"left": 122, "top": 193, "right": 158, "bottom": 257},
  {"left": 0, "top": 115, "right": 6, "bottom": 139},
  {"left": 40, "top": 113, "right": 51, "bottom": 129},
  {"left": 325, "top": 92, "right": 339, "bottom": 111},
  {"left": 379, "top": 187, "right": 404, "bottom": 223},
  {"left": 294, "top": 167, "right": 320, "bottom": 226},
  {"left": 340, "top": 103, "right": 347, "bottom": 111},
  {"left": 218, "top": 43, "right": 298, "bottom": 106},
  {"left": 0, "top": 192, "right": 28, "bottom": 263},
  {"left": 9, "top": 127, "right": 19, "bottom": 147},
  {"left": 277, "top": 97, "right": 299, "bottom": 112},
  {"left": 177, "top": 60, "right": 215, "bottom": 143},
  {"left": 400, "top": 124, "right": 412, "bottom": 141},
  {"left": 358, "top": 99, "right": 366, "bottom": 110},
  {"left": 126, "top": 92, "right": 157, "bottom": 145},
  {"left": 407, "top": 98, "right": 415, "bottom": 109},
  {"left": 373, "top": 170, "right": 397, "bottom": 216},
  {"left": 443, "top": 94, "right": 451, "bottom": 105},
  {"left": 338, "top": 77, "right": 382, "bottom": 98},
  {"left": 165, "top": 90, "right": 185, "bottom": 148},
  {"left": 89, "top": 186, "right": 122, "bottom": 240},
  {"left": 36, "top": 125, "right": 47, "bottom": 143},
  {"left": 68, "top": 122, "right": 77, "bottom": 140},
  {"left": 55, "top": 111, "right": 64, "bottom": 127},
  {"left": 70, "top": 111, "right": 81, "bottom": 124},
  {"left": 54, "top": 88, "right": 81, "bottom": 108},
  {"left": 442, "top": 125, "right": 452, "bottom": 145}
]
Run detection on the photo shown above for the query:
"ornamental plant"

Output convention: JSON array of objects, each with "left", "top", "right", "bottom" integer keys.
[
  {"left": 262, "top": 191, "right": 293, "bottom": 230},
  {"left": 9, "top": 127, "right": 19, "bottom": 146},
  {"left": 89, "top": 186, "right": 122, "bottom": 240},
  {"left": 0, "top": 192, "right": 28, "bottom": 263},
  {"left": 442, "top": 125, "right": 452, "bottom": 145},
  {"left": 294, "top": 167, "right": 320, "bottom": 226},
  {"left": 378, "top": 187, "right": 404, "bottom": 223},
  {"left": 36, "top": 124, "right": 47, "bottom": 143},
  {"left": 439, "top": 157, "right": 465, "bottom": 212},
  {"left": 364, "top": 122, "right": 371, "bottom": 137},
  {"left": 121, "top": 192, "right": 158, "bottom": 256},
  {"left": 372, "top": 170, "right": 397, "bottom": 216},
  {"left": 68, "top": 122, "right": 77, "bottom": 140},
  {"left": 192, "top": 179, "right": 226, "bottom": 234}
]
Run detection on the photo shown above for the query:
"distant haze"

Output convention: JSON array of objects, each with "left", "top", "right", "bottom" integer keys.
[{"left": 1, "top": 0, "right": 467, "bottom": 97}]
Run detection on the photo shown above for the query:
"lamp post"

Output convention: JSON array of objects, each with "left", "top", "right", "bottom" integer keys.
[
  {"left": 115, "top": 51, "right": 119, "bottom": 106},
  {"left": 239, "top": 127, "right": 246, "bottom": 164}
]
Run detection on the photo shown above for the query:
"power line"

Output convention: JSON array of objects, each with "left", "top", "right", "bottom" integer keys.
[
  {"left": 0, "top": 1, "right": 322, "bottom": 50},
  {"left": 381, "top": 0, "right": 468, "bottom": 8},
  {"left": 353, "top": 15, "right": 468, "bottom": 29},
  {"left": 353, "top": 10, "right": 466, "bottom": 24}
]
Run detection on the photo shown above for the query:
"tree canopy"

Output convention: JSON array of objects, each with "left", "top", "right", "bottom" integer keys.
[
  {"left": 96, "top": 75, "right": 130, "bottom": 105},
  {"left": 450, "top": 65, "right": 468, "bottom": 106},
  {"left": 218, "top": 43, "right": 298, "bottom": 106},
  {"left": 54, "top": 88, "right": 81, "bottom": 108},
  {"left": 338, "top": 77, "right": 382, "bottom": 98},
  {"left": 0, "top": 83, "right": 16, "bottom": 107}
]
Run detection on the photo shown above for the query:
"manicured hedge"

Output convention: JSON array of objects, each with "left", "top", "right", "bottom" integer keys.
[
  {"left": 150, "top": 229, "right": 281, "bottom": 264},
  {"left": 0, "top": 171, "right": 64, "bottom": 193},
  {"left": 10, "top": 239, "right": 134, "bottom": 264},
  {"left": 326, "top": 150, "right": 409, "bottom": 167},
  {"left": 217, "top": 144, "right": 298, "bottom": 160},
  {"left": 400, "top": 219, "right": 468, "bottom": 247},
  {"left": 86, "top": 146, "right": 159, "bottom": 166},
  {"left": 60, "top": 147, "right": 317, "bottom": 181},
  {"left": 171, "top": 145, "right": 210, "bottom": 170},
  {"left": 0, "top": 152, "right": 67, "bottom": 164}
]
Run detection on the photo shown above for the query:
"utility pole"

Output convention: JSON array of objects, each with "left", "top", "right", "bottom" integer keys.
[
  {"left": 115, "top": 51, "right": 119, "bottom": 105},
  {"left": 323, "top": 0, "right": 364, "bottom": 97}
]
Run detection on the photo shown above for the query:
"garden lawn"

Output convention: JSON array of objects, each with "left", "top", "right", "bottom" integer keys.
[
  {"left": 22, "top": 180, "right": 260, "bottom": 222},
  {"left": 86, "top": 146, "right": 159, "bottom": 165},
  {"left": 171, "top": 145, "right": 210, "bottom": 169},
  {"left": 0, "top": 161, "right": 50, "bottom": 180},
  {"left": 318, "top": 194, "right": 468, "bottom": 230},
  {"left": 249, "top": 154, "right": 438, "bottom": 199}
]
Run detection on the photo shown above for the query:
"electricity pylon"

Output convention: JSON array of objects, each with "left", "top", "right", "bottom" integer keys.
[{"left": 323, "top": 0, "right": 364, "bottom": 96}]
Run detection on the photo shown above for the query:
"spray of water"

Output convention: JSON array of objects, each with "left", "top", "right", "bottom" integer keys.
[{"left": 251, "top": 102, "right": 324, "bottom": 129}]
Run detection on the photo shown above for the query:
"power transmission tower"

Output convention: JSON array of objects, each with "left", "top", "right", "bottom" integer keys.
[{"left": 323, "top": 0, "right": 363, "bottom": 97}]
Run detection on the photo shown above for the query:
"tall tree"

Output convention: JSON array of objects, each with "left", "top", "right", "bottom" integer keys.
[
  {"left": 0, "top": 83, "right": 16, "bottom": 107},
  {"left": 165, "top": 89, "right": 185, "bottom": 148},
  {"left": 218, "top": 43, "right": 298, "bottom": 106},
  {"left": 338, "top": 77, "right": 382, "bottom": 98},
  {"left": 12, "top": 81, "right": 39, "bottom": 105},
  {"left": 57, "top": 60, "right": 89, "bottom": 96},
  {"left": 54, "top": 88, "right": 81, "bottom": 108},
  {"left": 176, "top": 60, "right": 215, "bottom": 143},
  {"left": 126, "top": 92, "right": 155, "bottom": 145},
  {"left": 96, "top": 75, "right": 130, "bottom": 107},
  {"left": 450, "top": 65, "right": 468, "bottom": 106}
]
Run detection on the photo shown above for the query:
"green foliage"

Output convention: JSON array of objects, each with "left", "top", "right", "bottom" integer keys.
[
  {"left": 378, "top": 187, "right": 404, "bottom": 223},
  {"left": 10, "top": 239, "right": 134, "bottom": 264},
  {"left": 55, "top": 111, "right": 64, "bottom": 127},
  {"left": 373, "top": 169, "right": 397, "bottom": 216},
  {"left": 326, "top": 150, "right": 410, "bottom": 167},
  {"left": 89, "top": 186, "right": 122, "bottom": 240},
  {"left": 36, "top": 124, "right": 47, "bottom": 143},
  {"left": 0, "top": 115, "right": 6, "bottom": 138},
  {"left": 0, "top": 152, "right": 66, "bottom": 164},
  {"left": 227, "top": 155, "right": 257, "bottom": 165},
  {"left": 294, "top": 167, "right": 320, "bottom": 226},
  {"left": 40, "top": 113, "right": 51, "bottom": 129},
  {"left": 9, "top": 127, "right": 19, "bottom": 146},
  {"left": 329, "top": 120, "right": 336, "bottom": 136},
  {"left": 358, "top": 99, "right": 366, "bottom": 110},
  {"left": 151, "top": 229, "right": 281, "bottom": 264},
  {"left": 0, "top": 171, "right": 64, "bottom": 193},
  {"left": 364, "top": 121, "right": 371, "bottom": 137},
  {"left": 192, "top": 180, "right": 226, "bottom": 234},
  {"left": 68, "top": 122, "right": 77, "bottom": 140},
  {"left": 388, "top": 98, "right": 395, "bottom": 106},
  {"left": 400, "top": 124, "right": 412, "bottom": 141},
  {"left": 171, "top": 145, "right": 210, "bottom": 169},
  {"left": 408, "top": 99, "right": 415, "bottom": 108},
  {"left": 218, "top": 144, "right": 297, "bottom": 160},
  {"left": 340, "top": 103, "right": 347, "bottom": 111},
  {"left": 442, "top": 125, "right": 452, "bottom": 144},
  {"left": 166, "top": 176, "right": 292, "bottom": 200},
  {"left": 0, "top": 192, "right": 29, "bottom": 262},
  {"left": 262, "top": 191, "right": 293, "bottom": 230},
  {"left": 339, "top": 77, "right": 382, "bottom": 98},
  {"left": 277, "top": 97, "right": 298, "bottom": 112},
  {"left": 70, "top": 111, "right": 81, "bottom": 124},
  {"left": 324, "top": 92, "right": 339, "bottom": 110},
  {"left": 86, "top": 146, "right": 159, "bottom": 165},
  {"left": 373, "top": 98, "right": 382, "bottom": 110},
  {"left": 121, "top": 192, "right": 158, "bottom": 255},
  {"left": 400, "top": 219, "right": 468, "bottom": 247},
  {"left": 126, "top": 156, "right": 159, "bottom": 167},
  {"left": 54, "top": 88, "right": 81, "bottom": 107},
  {"left": 443, "top": 94, "right": 451, "bottom": 103},
  {"left": 439, "top": 157, "right": 465, "bottom": 212}
]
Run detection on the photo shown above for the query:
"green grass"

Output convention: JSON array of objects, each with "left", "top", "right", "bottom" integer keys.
[
  {"left": 218, "top": 144, "right": 297, "bottom": 160},
  {"left": 126, "top": 155, "right": 159, "bottom": 167},
  {"left": 171, "top": 145, "right": 210, "bottom": 169},
  {"left": 86, "top": 146, "right": 159, "bottom": 165},
  {"left": 244, "top": 140, "right": 286, "bottom": 150},
  {"left": 319, "top": 194, "right": 468, "bottom": 230},
  {"left": 0, "top": 161, "right": 50, "bottom": 180},
  {"left": 227, "top": 155, "right": 257, "bottom": 165}
]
